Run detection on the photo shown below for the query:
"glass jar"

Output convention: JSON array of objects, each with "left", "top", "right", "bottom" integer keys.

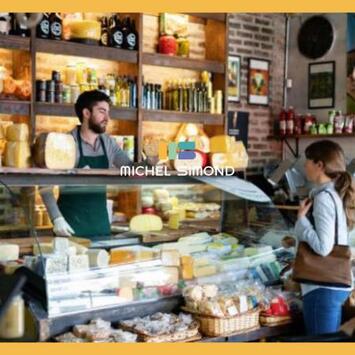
[
  {"left": 65, "top": 64, "right": 77, "bottom": 85},
  {"left": 158, "top": 35, "right": 177, "bottom": 56},
  {"left": 0, "top": 294, "right": 25, "bottom": 339},
  {"left": 177, "top": 37, "right": 190, "bottom": 57}
]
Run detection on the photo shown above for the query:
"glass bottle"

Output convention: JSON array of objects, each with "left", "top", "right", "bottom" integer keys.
[
  {"left": 0, "top": 294, "right": 24, "bottom": 339},
  {"left": 178, "top": 80, "right": 183, "bottom": 112},
  {"left": 36, "top": 13, "right": 50, "bottom": 39},
  {"left": 100, "top": 16, "right": 109, "bottom": 46},
  {"left": 49, "top": 13, "right": 62, "bottom": 40},
  {"left": 111, "top": 15, "right": 124, "bottom": 49}
]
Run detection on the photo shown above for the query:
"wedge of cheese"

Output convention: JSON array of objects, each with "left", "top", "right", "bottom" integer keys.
[
  {"left": 4, "top": 141, "right": 31, "bottom": 168},
  {"left": 33, "top": 132, "right": 76, "bottom": 169},
  {"left": 129, "top": 214, "right": 163, "bottom": 233},
  {"left": 211, "top": 150, "right": 248, "bottom": 170},
  {"left": 6, "top": 123, "right": 29, "bottom": 142}
]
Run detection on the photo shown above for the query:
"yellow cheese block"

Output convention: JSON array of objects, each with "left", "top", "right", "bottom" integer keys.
[
  {"left": 193, "top": 264, "right": 217, "bottom": 278},
  {"left": 110, "top": 249, "right": 135, "bottom": 264},
  {"left": 210, "top": 135, "right": 233, "bottom": 153},
  {"left": 6, "top": 123, "right": 29, "bottom": 142},
  {"left": 4, "top": 141, "right": 31, "bottom": 168},
  {"left": 129, "top": 214, "right": 163, "bottom": 233},
  {"left": 118, "top": 287, "right": 134, "bottom": 302},
  {"left": 180, "top": 255, "right": 193, "bottom": 280}
]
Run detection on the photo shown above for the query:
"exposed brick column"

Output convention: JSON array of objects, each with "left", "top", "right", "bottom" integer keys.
[{"left": 228, "top": 14, "right": 286, "bottom": 172}]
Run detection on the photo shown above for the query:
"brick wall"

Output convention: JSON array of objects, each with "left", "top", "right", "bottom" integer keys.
[{"left": 228, "top": 13, "right": 286, "bottom": 171}]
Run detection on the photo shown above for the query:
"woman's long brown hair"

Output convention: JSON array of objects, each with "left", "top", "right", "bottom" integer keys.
[{"left": 305, "top": 140, "right": 355, "bottom": 230}]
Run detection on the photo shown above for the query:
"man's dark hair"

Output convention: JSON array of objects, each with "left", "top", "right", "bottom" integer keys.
[{"left": 74, "top": 90, "right": 111, "bottom": 122}]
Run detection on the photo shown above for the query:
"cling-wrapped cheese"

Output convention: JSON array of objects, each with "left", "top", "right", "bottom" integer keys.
[
  {"left": 4, "top": 141, "right": 31, "bottom": 168},
  {"left": 6, "top": 123, "right": 29, "bottom": 142},
  {"left": 33, "top": 132, "right": 76, "bottom": 169},
  {"left": 129, "top": 214, "right": 163, "bottom": 233}
]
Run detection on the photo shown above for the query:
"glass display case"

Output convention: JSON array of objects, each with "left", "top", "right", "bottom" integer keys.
[{"left": 0, "top": 174, "right": 297, "bottom": 323}]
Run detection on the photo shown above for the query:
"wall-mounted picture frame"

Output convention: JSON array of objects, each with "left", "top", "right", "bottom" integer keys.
[
  {"left": 228, "top": 55, "right": 241, "bottom": 102},
  {"left": 247, "top": 58, "right": 270, "bottom": 106},
  {"left": 308, "top": 61, "right": 335, "bottom": 109}
]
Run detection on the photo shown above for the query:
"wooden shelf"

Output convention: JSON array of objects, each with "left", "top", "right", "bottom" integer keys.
[
  {"left": 142, "top": 53, "right": 225, "bottom": 74},
  {"left": 185, "top": 13, "right": 226, "bottom": 22},
  {"left": 0, "top": 225, "right": 52, "bottom": 232},
  {"left": 142, "top": 109, "right": 224, "bottom": 125},
  {"left": 0, "top": 99, "right": 30, "bottom": 115},
  {"left": 34, "top": 38, "right": 138, "bottom": 64},
  {"left": 0, "top": 34, "right": 30, "bottom": 51},
  {"left": 35, "top": 102, "right": 137, "bottom": 121}
]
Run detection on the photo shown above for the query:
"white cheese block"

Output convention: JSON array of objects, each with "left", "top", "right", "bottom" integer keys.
[
  {"left": 69, "top": 241, "right": 88, "bottom": 255},
  {"left": 43, "top": 255, "right": 68, "bottom": 275},
  {"left": 68, "top": 255, "right": 89, "bottom": 273},
  {"left": 53, "top": 237, "right": 70, "bottom": 254},
  {"left": 87, "top": 249, "right": 110, "bottom": 268},
  {"left": 129, "top": 214, "right": 163, "bottom": 233},
  {"left": 0, "top": 244, "right": 20, "bottom": 262},
  {"left": 161, "top": 250, "right": 180, "bottom": 266}
]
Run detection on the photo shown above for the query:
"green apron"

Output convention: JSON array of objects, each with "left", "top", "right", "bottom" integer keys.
[{"left": 57, "top": 128, "right": 110, "bottom": 238}]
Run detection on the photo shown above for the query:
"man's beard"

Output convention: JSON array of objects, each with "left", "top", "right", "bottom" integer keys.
[{"left": 88, "top": 117, "right": 107, "bottom": 134}]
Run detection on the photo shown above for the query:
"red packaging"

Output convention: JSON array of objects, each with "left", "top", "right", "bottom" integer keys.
[
  {"left": 279, "top": 108, "right": 287, "bottom": 136},
  {"left": 303, "top": 113, "right": 313, "bottom": 133},
  {"left": 294, "top": 114, "right": 303, "bottom": 135},
  {"left": 286, "top": 106, "right": 295, "bottom": 136}
]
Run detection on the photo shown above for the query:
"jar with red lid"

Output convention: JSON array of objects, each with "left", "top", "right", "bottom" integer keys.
[{"left": 158, "top": 35, "right": 177, "bottom": 56}]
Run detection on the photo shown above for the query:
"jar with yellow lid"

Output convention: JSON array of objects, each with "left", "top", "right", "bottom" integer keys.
[{"left": 177, "top": 37, "right": 190, "bottom": 57}]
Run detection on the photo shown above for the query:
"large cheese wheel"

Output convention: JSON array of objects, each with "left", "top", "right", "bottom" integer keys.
[
  {"left": 0, "top": 244, "right": 20, "bottom": 262},
  {"left": 6, "top": 123, "right": 29, "bottom": 142},
  {"left": 4, "top": 141, "right": 31, "bottom": 168},
  {"left": 129, "top": 214, "right": 163, "bottom": 233},
  {"left": 33, "top": 132, "right": 76, "bottom": 169}
]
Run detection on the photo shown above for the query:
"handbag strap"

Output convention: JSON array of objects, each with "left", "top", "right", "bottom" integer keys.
[{"left": 315, "top": 189, "right": 339, "bottom": 245}]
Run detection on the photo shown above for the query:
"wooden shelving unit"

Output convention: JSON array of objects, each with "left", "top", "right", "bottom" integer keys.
[{"left": 0, "top": 13, "right": 229, "bottom": 162}]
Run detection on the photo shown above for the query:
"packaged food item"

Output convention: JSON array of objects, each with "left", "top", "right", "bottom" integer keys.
[
  {"left": 68, "top": 255, "right": 89, "bottom": 272},
  {"left": 158, "top": 35, "right": 177, "bottom": 55},
  {"left": 0, "top": 243, "right": 20, "bottom": 262},
  {"left": 87, "top": 249, "right": 110, "bottom": 268},
  {"left": 177, "top": 37, "right": 190, "bottom": 57},
  {"left": 334, "top": 110, "right": 345, "bottom": 134},
  {"left": 345, "top": 115, "right": 354, "bottom": 134}
]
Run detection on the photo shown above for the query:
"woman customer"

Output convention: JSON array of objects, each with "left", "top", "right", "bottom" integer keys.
[{"left": 295, "top": 140, "right": 354, "bottom": 335}]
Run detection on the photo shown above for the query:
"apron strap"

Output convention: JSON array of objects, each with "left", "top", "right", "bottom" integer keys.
[{"left": 77, "top": 127, "right": 109, "bottom": 164}]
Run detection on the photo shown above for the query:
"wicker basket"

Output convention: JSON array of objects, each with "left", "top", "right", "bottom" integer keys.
[
  {"left": 259, "top": 314, "right": 292, "bottom": 327},
  {"left": 120, "top": 321, "right": 200, "bottom": 343},
  {"left": 182, "top": 307, "right": 260, "bottom": 337}
]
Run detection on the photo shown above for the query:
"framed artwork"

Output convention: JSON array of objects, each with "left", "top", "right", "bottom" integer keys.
[
  {"left": 227, "top": 55, "right": 241, "bottom": 102},
  {"left": 308, "top": 61, "right": 335, "bottom": 109},
  {"left": 247, "top": 58, "right": 270, "bottom": 106}
]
